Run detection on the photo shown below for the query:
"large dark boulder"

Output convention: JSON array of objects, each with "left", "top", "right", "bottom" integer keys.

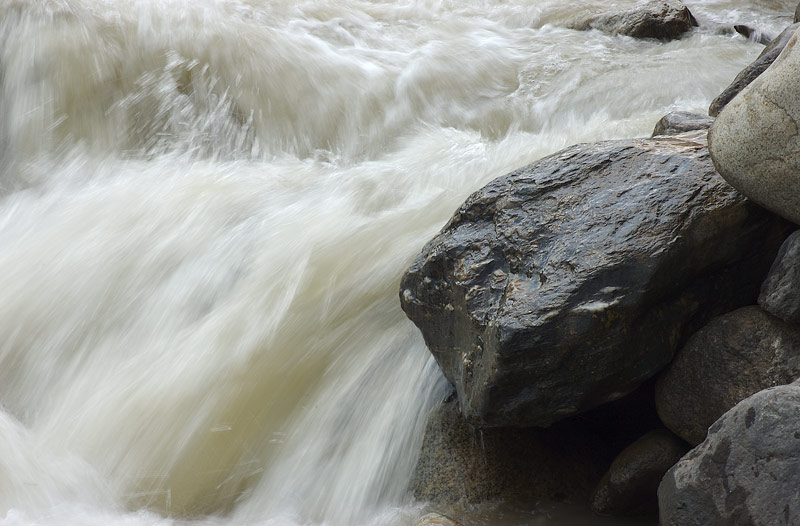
[
  {"left": 400, "top": 133, "right": 788, "bottom": 428},
  {"left": 569, "top": 0, "right": 697, "bottom": 40},
  {"left": 759, "top": 230, "right": 800, "bottom": 324},
  {"left": 655, "top": 306, "right": 800, "bottom": 445},
  {"left": 591, "top": 428, "right": 689, "bottom": 517},
  {"left": 708, "top": 23, "right": 800, "bottom": 117},
  {"left": 659, "top": 384, "right": 800, "bottom": 526}
]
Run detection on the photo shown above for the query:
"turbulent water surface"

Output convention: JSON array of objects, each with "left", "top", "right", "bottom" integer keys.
[{"left": 0, "top": 0, "right": 793, "bottom": 525}]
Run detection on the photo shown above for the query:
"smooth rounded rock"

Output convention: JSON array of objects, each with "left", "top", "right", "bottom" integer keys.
[
  {"left": 655, "top": 306, "right": 800, "bottom": 445},
  {"left": 659, "top": 385, "right": 800, "bottom": 526},
  {"left": 709, "top": 23, "right": 799, "bottom": 117},
  {"left": 759, "top": 230, "right": 800, "bottom": 324},
  {"left": 708, "top": 25, "right": 800, "bottom": 225},
  {"left": 591, "top": 428, "right": 689, "bottom": 517}
]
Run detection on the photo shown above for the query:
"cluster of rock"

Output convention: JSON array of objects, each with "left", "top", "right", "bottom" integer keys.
[{"left": 403, "top": 3, "right": 800, "bottom": 524}]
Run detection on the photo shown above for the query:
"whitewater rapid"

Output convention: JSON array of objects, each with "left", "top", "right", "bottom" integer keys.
[{"left": 0, "top": 0, "right": 792, "bottom": 525}]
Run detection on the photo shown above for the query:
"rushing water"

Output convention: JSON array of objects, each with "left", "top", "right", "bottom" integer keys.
[{"left": 0, "top": 0, "right": 793, "bottom": 525}]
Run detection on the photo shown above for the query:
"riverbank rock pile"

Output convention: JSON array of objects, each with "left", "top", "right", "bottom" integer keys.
[{"left": 401, "top": 5, "right": 800, "bottom": 523}]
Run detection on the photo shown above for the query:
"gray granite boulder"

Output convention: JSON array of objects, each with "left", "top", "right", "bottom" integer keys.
[
  {"left": 591, "top": 428, "right": 689, "bottom": 517},
  {"left": 796, "top": 2, "right": 800, "bottom": 23},
  {"left": 570, "top": 0, "right": 697, "bottom": 40},
  {"left": 400, "top": 133, "right": 788, "bottom": 428},
  {"left": 659, "top": 384, "right": 800, "bottom": 526},
  {"left": 759, "top": 230, "right": 800, "bottom": 324},
  {"left": 651, "top": 111, "right": 714, "bottom": 137},
  {"left": 709, "top": 23, "right": 799, "bottom": 117},
  {"left": 655, "top": 306, "right": 800, "bottom": 445},
  {"left": 708, "top": 26, "right": 800, "bottom": 226}
]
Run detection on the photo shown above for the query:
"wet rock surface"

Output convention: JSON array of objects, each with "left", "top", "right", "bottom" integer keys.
[
  {"left": 591, "top": 428, "right": 688, "bottom": 517},
  {"left": 400, "top": 134, "right": 788, "bottom": 428},
  {"left": 410, "top": 398, "right": 607, "bottom": 507},
  {"left": 659, "top": 385, "right": 800, "bottom": 526},
  {"left": 733, "top": 25, "right": 771, "bottom": 44},
  {"left": 759, "top": 230, "right": 800, "bottom": 324},
  {"left": 733, "top": 25, "right": 773, "bottom": 45},
  {"left": 656, "top": 306, "right": 800, "bottom": 445},
  {"left": 651, "top": 111, "right": 713, "bottom": 137},
  {"left": 415, "top": 513, "right": 462, "bottom": 526},
  {"left": 709, "top": 23, "right": 800, "bottom": 117},
  {"left": 569, "top": 0, "right": 697, "bottom": 40}
]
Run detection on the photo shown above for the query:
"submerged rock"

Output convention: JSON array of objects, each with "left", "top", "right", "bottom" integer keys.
[
  {"left": 659, "top": 384, "right": 800, "bottom": 526},
  {"left": 569, "top": 0, "right": 697, "bottom": 40},
  {"left": 709, "top": 24, "right": 800, "bottom": 225},
  {"left": 759, "top": 230, "right": 800, "bottom": 324},
  {"left": 400, "top": 133, "right": 788, "bottom": 428},
  {"left": 655, "top": 306, "right": 800, "bottom": 445},
  {"left": 591, "top": 428, "right": 689, "bottom": 517},
  {"left": 651, "top": 111, "right": 714, "bottom": 137},
  {"left": 708, "top": 23, "right": 800, "bottom": 117},
  {"left": 410, "top": 398, "right": 604, "bottom": 506},
  {"left": 415, "top": 513, "right": 462, "bottom": 526},
  {"left": 733, "top": 25, "right": 773, "bottom": 45}
]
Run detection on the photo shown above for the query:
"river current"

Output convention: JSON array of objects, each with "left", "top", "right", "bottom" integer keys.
[{"left": 0, "top": 0, "right": 792, "bottom": 525}]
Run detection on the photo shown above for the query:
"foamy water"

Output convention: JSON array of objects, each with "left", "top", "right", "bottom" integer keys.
[{"left": 0, "top": 0, "right": 792, "bottom": 525}]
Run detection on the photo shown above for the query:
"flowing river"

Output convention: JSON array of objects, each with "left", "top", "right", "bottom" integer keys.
[{"left": 0, "top": 0, "right": 793, "bottom": 525}]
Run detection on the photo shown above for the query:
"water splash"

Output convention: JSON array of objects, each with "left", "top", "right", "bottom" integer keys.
[{"left": 0, "top": 0, "right": 789, "bottom": 525}]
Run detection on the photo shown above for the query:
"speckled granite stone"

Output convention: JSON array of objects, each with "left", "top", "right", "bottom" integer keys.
[{"left": 709, "top": 26, "right": 800, "bottom": 225}]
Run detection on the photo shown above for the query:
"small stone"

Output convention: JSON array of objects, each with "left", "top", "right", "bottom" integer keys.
[
  {"left": 733, "top": 25, "right": 773, "bottom": 45},
  {"left": 591, "top": 428, "right": 689, "bottom": 517},
  {"left": 759, "top": 230, "right": 800, "bottom": 324},
  {"left": 651, "top": 112, "right": 714, "bottom": 137}
]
